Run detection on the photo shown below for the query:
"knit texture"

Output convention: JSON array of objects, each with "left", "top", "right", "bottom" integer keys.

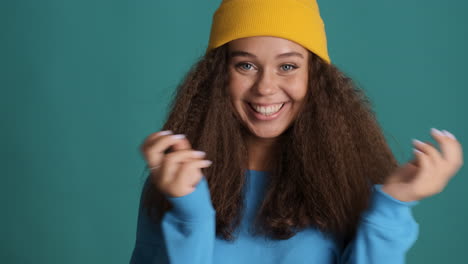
[{"left": 207, "top": 0, "right": 331, "bottom": 63}]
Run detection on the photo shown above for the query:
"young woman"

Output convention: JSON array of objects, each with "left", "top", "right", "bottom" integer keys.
[{"left": 130, "top": 0, "right": 464, "bottom": 263}]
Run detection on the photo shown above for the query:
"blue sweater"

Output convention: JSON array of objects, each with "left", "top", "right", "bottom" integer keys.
[{"left": 130, "top": 169, "right": 419, "bottom": 263}]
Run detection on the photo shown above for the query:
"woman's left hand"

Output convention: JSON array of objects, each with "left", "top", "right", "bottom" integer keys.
[{"left": 381, "top": 128, "right": 464, "bottom": 202}]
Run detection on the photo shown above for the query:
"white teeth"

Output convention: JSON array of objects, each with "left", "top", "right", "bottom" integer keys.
[{"left": 250, "top": 103, "right": 284, "bottom": 116}]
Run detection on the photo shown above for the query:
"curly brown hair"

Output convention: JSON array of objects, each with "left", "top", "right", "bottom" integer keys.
[{"left": 141, "top": 43, "right": 397, "bottom": 247}]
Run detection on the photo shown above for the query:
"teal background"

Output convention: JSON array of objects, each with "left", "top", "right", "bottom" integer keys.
[{"left": 1, "top": 0, "right": 466, "bottom": 263}]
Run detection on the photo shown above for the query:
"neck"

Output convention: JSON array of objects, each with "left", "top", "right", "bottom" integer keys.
[{"left": 246, "top": 134, "right": 281, "bottom": 172}]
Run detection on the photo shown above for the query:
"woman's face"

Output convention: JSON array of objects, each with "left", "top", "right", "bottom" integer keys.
[{"left": 227, "top": 36, "right": 309, "bottom": 139}]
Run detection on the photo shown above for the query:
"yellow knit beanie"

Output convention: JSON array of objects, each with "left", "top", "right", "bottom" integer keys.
[{"left": 206, "top": 0, "right": 331, "bottom": 64}]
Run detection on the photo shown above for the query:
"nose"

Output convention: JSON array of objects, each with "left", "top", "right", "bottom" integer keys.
[{"left": 253, "top": 68, "right": 277, "bottom": 96}]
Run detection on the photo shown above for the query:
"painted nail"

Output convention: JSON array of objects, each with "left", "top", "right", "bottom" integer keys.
[
  {"left": 172, "top": 134, "right": 186, "bottom": 139},
  {"left": 158, "top": 130, "right": 173, "bottom": 136},
  {"left": 412, "top": 139, "right": 424, "bottom": 145},
  {"left": 442, "top": 130, "right": 456, "bottom": 140},
  {"left": 430, "top": 128, "right": 445, "bottom": 137},
  {"left": 413, "top": 148, "right": 423, "bottom": 155},
  {"left": 193, "top": 151, "right": 206, "bottom": 156},
  {"left": 203, "top": 160, "right": 213, "bottom": 166}
]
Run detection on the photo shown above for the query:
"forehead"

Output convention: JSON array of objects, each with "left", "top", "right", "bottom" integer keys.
[{"left": 227, "top": 36, "right": 308, "bottom": 58}]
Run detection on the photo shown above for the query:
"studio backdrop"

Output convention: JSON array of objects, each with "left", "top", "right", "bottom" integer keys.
[{"left": 1, "top": 0, "right": 466, "bottom": 263}]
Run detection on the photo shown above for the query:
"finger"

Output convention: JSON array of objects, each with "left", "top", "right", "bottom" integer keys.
[
  {"left": 140, "top": 130, "right": 173, "bottom": 153},
  {"left": 430, "top": 128, "right": 456, "bottom": 161},
  {"left": 412, "top": 138, "right": 442, "bottom": 165},
  {"left": 174, "top": 159, "right": 213, "bottom": 188},
  {"left": 164, "top": 149, "right": 207, "bottom": 168},
  {"left": 146, "top": 134, "right": 192, "bottom": 162},
  {"left": 413, "top": 148, "right": 432, "bottom": 173},
  {"left": 141, "top": 130, "right": 192, "bottom": 154},
  {"left": 157, "top": 150, "right": 207, "bottom": 183},
  {"left": 171, "top": 134, "right": 192, "bottom": 152},
  {"left": 159, "top": 134, "right": 192, "bottom": 154},
  {"left": 439, "top": 129, "right": 464, "bottom": 168}
]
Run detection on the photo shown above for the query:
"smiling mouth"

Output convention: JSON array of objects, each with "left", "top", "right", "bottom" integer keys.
[{"left": 247, "top": 102, "right": 286, "bottom": 116}]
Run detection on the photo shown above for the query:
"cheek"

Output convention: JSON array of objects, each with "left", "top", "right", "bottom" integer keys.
[
  {"left": 285, "top": 75, "right": 308, "bottom": 101},
  {"left": 228, "top": 75, "right": 250, "bottom": 99}
]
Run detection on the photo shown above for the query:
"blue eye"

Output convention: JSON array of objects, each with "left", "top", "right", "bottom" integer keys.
[
  {"left": 235, "top": 62, "right": 297, "bottom": 72},
  {"left": 281, "top": 64, "right": 298, "bottom": 71},
  {"left": 237, "top": 63, "right": 254, "bottom": 70}
]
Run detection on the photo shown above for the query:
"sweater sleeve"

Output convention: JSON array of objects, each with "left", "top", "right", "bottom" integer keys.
[
  {"left": 129, "top": 175, "right": 216, "bottom": 264},
  {"left": 336, "top": 184, "right": 420, "bottom": 264}
]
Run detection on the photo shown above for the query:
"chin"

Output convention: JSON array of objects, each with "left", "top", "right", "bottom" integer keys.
[{"left": 246, "top": 125, "right": 288, "bottom": 139}]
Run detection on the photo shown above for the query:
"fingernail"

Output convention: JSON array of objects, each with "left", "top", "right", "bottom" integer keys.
[
  {"left": 412, "top": 139, "right": 424, "bottom": 145},
  {"left": 193, "top": 151, "right": 206, "bottom": 156},
  {"left": 430, "top": 128, "right": 445, "bottom": 137},
  {"left": 442, "top": 129, "right": 456, "bottom": 140},
  {"left": 203, "top": 160, "right": 213, "bottom": 166},
  {"left": 172, "top": 134, "right": 186, "bottom": 139},
  {"left": 159, "top": 130, "right": 173, "bottom": 136},
  {"left": 413, "top": 148, "right": 423, "bottom": 155}
]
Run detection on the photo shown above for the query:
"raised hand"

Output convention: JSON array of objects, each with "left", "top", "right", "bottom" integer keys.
[
  {"left": 140, "top": 130, "right": 213, "bottom": 197},
  {"left": 382, "top": 128, "right": 464, "bottom": 202}
]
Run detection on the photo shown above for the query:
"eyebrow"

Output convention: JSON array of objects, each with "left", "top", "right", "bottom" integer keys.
[{"left": 229, "top": 50, "right": 305, "bottom": 59}]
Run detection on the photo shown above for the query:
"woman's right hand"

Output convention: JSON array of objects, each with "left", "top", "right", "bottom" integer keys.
[{"left": 140, "top": 130, "right": 213, "bottom": 198}]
